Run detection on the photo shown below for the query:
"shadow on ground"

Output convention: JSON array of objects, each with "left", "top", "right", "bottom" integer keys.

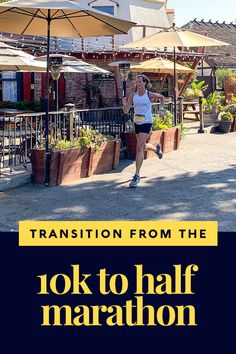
[{"left": 0, "top": 161, "right": 235, "bottom": 231}]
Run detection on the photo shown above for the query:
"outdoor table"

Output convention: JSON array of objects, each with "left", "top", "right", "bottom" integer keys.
[{"left": 182, "top": 101, "right": 200, "bottom": 120}]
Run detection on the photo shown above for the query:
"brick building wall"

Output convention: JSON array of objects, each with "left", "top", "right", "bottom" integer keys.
[
  {"left": 34, "top": 73, "right": 42, "bottom": 101},
  {"left": 64, "top": 72, "right": 87, "bottom": 104},
  {"left": 31, "top": 58, "right": 162, "bottom": 107}
]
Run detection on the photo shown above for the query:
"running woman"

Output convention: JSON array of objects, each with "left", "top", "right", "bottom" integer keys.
[{"left": 122, "top": 74, "right": 165, "bottom": 188}]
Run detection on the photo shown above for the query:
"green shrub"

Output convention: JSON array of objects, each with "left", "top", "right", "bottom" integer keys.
[
  {"left": 203, "top": 91, "right": 225, "bottom": 114},
  {"left": 49, "top": 129, "right": 113, "bottom": 152},
  {"left": 79, "top": 136, "right": 91, "bottom": 148},
  {"left": 0, "top": 100, "right": 42, "bottom": 111},
  {"left": 0, "top": 100, "right": 15, "bottom": 108},
  {"left": 225, "top": 104, "right": 236, "bottom": 115},
  {"left": 15, "top": 101, "right": 32, "bottom": 110},
  {"left": 183, "top": 88, "right": 195, "bottom": 100},
  {"left": 220, "top": 111, "right": 234, "bottom": 122},
  {"left": 183, "top": 80, "right": 208, "bottom": 100},
  {"left": 152, "top": 110, "right": 173, "bottom": 131}
]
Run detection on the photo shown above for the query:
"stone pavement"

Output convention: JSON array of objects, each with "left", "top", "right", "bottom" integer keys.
[{"left": 0, "top": 125, "right": 235, "bottom": 232}]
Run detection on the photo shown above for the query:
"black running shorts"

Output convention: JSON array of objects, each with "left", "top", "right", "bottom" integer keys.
[{"left": 134, "top": 123, "right": 152, "bottom": 134}]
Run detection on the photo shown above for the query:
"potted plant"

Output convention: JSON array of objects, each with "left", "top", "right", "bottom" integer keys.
[
  {"left": 217, "top": 111, "right": 234, "bottom": 133},
  {"left": 31, "top": 128, "right": 121, "bottom": 186},
  {"left": 125, "top": 110, "right": 180, "bottom": 159},
  {"left": 183, "top": 87, "right": 196, "bottom": 101},
  {"left": 225, "top": 103, "right": 236, "bottom": 132},
  {"left": 202, "top": 91, "right": 224, "bottom": 127},
  {"left": 183, "top": 80, "right": 208, "bottom": 102}
]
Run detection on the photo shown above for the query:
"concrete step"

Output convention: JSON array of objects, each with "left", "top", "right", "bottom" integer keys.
[{"left": 0, "top": 167, "right": 31, "bottom": 191}]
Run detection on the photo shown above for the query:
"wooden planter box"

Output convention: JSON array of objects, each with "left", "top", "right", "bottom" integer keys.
[
  {"left": 124, "top": 132, "right": 138, "bottom": 160},
  {"left": 31, "top": 139, "right": 121, "bottom": 186},
  {"left": 163, "top": 126, "right": 181, "bottom": 153},
  {"left": 146, "top": 130, "right": 164, "bottom": 158},
  {"left": 125, "top": 127, "right": 181, "bottom": 160}
]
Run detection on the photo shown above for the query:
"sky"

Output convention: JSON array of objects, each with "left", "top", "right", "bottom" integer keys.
[{"left": 167, "top": 0, "right": 236, "bottom": 26}]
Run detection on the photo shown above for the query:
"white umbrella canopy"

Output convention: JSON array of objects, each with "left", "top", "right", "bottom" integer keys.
[
  {"left": 63, "top": 60, "right": 93, "bottom": 67},
  {"left": 36, "top": 54, "right": 89, "bottom": 65},
  {"left": 121, "top": 28, "right": 230, "bottom": 50},
  {"left": 0, "top": 40, "right": 47, "bottom": 70},
  {"left": 35, "top": 55, "right": 108, "bottom": 72},
  {"left": 0, "top": 41, "right": 20, "bottom": 51},
  {"left": 0, "top": 0, "right": 135, "bottom": 185},
  {"left": 31, "top": 59, "right": 109, "bottom": 73},
  {"left": 0, "top": 0, "right": 135, "bottom": 37},
  {"left": 31, "top": 58, "right": 109, "bottom": 73},
  {"left": 131, "top": 58, "right": 195, "bottom": 74},
  {"left": 0, "top": 40, "right": 37, "bottom": 58},
  {"left": 0, "top": 54, "right": 47, "bottom": 71},
  {"left": 62, "top": 64, "right": 110, "bottom": 74}
]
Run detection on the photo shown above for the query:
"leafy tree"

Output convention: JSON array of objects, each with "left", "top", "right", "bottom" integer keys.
[{"left": 215, "top": 68, "right": 235, "bottom": 89}]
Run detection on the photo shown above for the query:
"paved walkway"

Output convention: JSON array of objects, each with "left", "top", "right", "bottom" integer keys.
[{"left": 0, "top": 126, "right": 235, "bottom": 231}]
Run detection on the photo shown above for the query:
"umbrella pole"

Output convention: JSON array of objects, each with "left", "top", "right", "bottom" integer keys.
[
  {"left": 44, "top": 10, "right": 51, "bottom": 186},
  {"left": 173, "top": 46, "right": 177, "bottom": 125},
  {"left": 54, "top": 79, "right": 59, "bottom": 112},
  {"left": 123, "top": 80, "right": 126, "bottom": 98}
]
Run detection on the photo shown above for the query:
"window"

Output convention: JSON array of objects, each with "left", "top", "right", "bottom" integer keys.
[
  {"left": 0, "top": 72, "right": 17, "bottom": 102},
  {"left": 92, "top": 6, "right": 114, "bottom": 15}
]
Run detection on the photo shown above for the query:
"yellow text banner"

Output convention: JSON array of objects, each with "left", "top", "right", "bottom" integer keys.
[{"left": 19, "top": 221, "right": 218, "bottom": 246}]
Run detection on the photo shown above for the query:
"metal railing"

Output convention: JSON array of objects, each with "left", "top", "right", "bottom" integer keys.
[{"left": 0, "top": 101, "right": 175, "bottom": 173}]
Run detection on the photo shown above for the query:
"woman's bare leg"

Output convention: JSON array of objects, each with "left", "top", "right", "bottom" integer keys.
[
  {"left": 135, "top": 133, "right": 149, "bottom": 175},
  {"left": 145, "top": 142, "right": 156, "bottom": 153}
]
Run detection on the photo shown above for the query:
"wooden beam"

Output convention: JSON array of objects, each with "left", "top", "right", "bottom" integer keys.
[
  {"left": 159, "top": 74, "right": 167, "bottom": 91},
  {"left": 178, "top": 47, "right": 205, "bottom": 96},
  {"left": 178, "top": 57, "right": 202, "bottom": 96}
]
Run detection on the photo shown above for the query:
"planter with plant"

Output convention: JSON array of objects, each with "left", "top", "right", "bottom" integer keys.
[
  {"left": 224, "top": 103, "right": 236, "bottom": 132},
  {"left": 31, "top": 129, "right": 121, "bottom": 186},
  {"left": 202, "top": 91, "right": 224, "bottom": 127},
  {"left": 183, "top": 80, "right": 208, "bottom": 102},
  {"left": 217, "top": 111, "right": 234, "bottom": 133},
  {"left": 125, "top": 110, "right": 180, "bottom": 160}
]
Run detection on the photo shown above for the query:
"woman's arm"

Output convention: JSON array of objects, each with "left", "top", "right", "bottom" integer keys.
[
  {"left": 122, "top": 93, "right": 134, "bottom": 114},
  {"left": 150, "top": 92, "right": 165, "bottom": 107},
  {"left": 149, "top": 92, "right": 165, "bottom": 114}
]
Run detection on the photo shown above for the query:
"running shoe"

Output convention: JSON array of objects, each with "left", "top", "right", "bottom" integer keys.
[
  {"left": 129, "top": 174, "right": 141, "bottom": 188},
  {"left": 156, "top": 143, "right": 163, "bottom": 159}
]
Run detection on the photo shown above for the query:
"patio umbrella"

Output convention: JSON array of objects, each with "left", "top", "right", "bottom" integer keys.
[
  {"left": 36, "top": 56, "right": 110, "bottom": 73},
  {"left": 121, "top": 27, "right": 230, "bottom": 122},
  {"left": 62, "top": 63, "right": 110, "bottom": 74},
  {"left": 0, "top": 55, "right": 47, "bottom": 71},
  {"left": 0, "top": 41, "right": 33, "bottom": 56},
  {"left": 0, "top": 41, "right": 47, "bottom": 70},
  {"left": 0, "top": 0, "right": 135, "bottom": 185},
  {"left": 130, "top": 57, "right": 195, "bottom": 74}
]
